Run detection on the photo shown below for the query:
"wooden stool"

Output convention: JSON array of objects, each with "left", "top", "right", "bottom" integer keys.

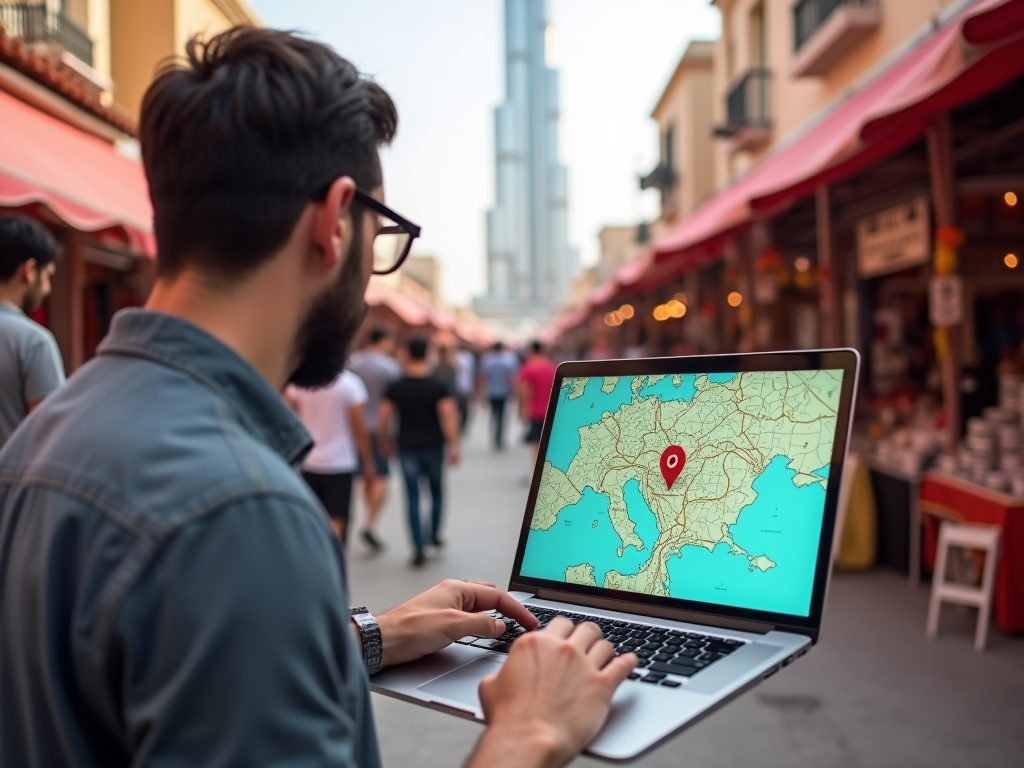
[{"left": 926, "top": 521, "right": 1001, "bottom": 651}]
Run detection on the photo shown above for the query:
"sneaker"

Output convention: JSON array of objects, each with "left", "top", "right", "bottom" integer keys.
[
  {"left": 411, "top": 550, "right": 426, "bottom": 567},
  {"left": 361, "top": 529, "right": 384, "bottom": 552},
  {"left": 430, "top": 534, "right": 445, "bottom": 548}
]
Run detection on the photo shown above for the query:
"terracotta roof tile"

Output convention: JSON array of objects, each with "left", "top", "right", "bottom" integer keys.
[{"left": 0, "top": 26, "right": 136, "bottom": 135}]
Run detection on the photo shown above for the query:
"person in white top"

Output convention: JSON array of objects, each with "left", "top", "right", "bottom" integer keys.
[{"left": 287, "top": 370, "right": 374, "bottom": 542}]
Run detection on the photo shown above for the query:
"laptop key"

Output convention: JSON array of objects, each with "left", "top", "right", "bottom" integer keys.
[
  {"left": 471, "top": 638, "right": 504, "bottom": 649},
  {"left": 653, "top": 653, "right": 675, "bottom": 662},
  {"left": 456, "top": 636, "right": 479, "bottom": 644},
  {"left": 628, "top": 672, "right": 641, "bottom": 680},
  {"left": 649, "top": 661, "right": 699, "bottom": 677},
  {"left": 661, "top": 680, "right": 682, "bottom": 688},
  {"left": 676, "top": 648, "right": 700, "bottom": 659}
]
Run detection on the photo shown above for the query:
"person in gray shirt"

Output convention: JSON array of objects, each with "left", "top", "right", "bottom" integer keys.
[
  {"left": 348, "top": 325, "right": 401, "bottom": 550},
  {"left": 0, "top": 214, "right": 64, "bottom": 447},
  {"left": 0, "top": 27, "right": 634, "bottom": 768}
]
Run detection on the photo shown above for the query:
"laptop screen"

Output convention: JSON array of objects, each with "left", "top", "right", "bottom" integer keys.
[{"left": 518, "top": 369, "right": 845, "bottom": 620}]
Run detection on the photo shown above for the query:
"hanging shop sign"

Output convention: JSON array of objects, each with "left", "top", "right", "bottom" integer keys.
[
  {"left": 929, "top": 274, "right": 963, "bottom": 327},
  {"left": 856, "top": 196, "right": 930, "bottom": 278}
]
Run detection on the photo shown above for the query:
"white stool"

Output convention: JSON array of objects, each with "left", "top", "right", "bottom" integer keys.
[{"left": 926, "top": 521, "right": 1001, "bottom": 651}]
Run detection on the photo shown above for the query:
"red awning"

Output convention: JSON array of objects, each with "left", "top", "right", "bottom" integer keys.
[
  {"left": 653, "top": 0, "right": 1024, "bottom": 265},
  {"left": 0, "top": 90, "right": 154, "bottom": 256}
]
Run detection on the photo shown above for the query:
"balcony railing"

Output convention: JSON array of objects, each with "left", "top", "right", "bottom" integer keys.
[
  {"left": 0, "top": 3, "right": 94, "bottom": 66},
  {"left": 794, "top": 0, "right": 877, "bottom": 53},
  {"left": 725, "top": 67, "right": 771, "bottom": 132}
]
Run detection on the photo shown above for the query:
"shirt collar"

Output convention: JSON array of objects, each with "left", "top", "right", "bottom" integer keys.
[
  {"left": 98, "top": 309, "right": 312, "bottom": 466},
  {"left": 0, "top": 301, "right": 24, "bottom": 315}
]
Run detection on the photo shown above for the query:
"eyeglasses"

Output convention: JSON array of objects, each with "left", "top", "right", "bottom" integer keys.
[{"left": 311, "top": 185, "right": 421, "bottom": 275}]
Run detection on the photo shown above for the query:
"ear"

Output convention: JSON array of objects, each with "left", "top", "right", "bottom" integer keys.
[
  {"left": 19, "top": 259, "right": 37, "bottom": 285},
  {"left": 313, "top": 176, "right": 357, "bottom": 270}
]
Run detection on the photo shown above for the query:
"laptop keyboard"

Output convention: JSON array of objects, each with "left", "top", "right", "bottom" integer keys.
[{"left": 453, "top": 605, "right": 746, "bottom": 688}]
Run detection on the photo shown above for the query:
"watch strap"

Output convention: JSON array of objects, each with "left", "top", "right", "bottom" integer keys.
[{"left": 349, "top": 607, "right": 382, "bottom": 675}]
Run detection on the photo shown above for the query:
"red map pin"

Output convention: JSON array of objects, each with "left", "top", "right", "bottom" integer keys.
[{"left": 660, "top": 445, "right": 686, "bottom": 490}]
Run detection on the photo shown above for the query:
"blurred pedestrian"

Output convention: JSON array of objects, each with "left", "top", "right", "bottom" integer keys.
[
  {"left": 518, "top": 340, "right": 558, "bottom": 461},
  {"left": 349, "top": 326, "right": 400, "bottom": 551},
  {"left": 435, "top": 343, "right": 458, "bottom": 396},
  {"left": 288, "top": 371, "right": 374, "bottom": 544},
  {"left": 479, "top": 340, "right": 518, "bottom": 450},
  {"left": 455, "top": 345, "right": 476, "bottom": 433},
  {"left": 378, "top": 337, "right": 460, "bottom": 567},
  {"left": 0, "top": 214, "right": 64, "bottom": 448}
]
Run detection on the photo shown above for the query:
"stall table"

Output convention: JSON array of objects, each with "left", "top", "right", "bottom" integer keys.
[
  {"left": 919, "top": 471, "right": 1024, "bottom": 634},
  {"left": 863, "top": 455, "right": 922, "bottom": 586}
]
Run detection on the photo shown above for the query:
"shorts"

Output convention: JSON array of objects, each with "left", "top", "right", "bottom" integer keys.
[
  {"left": 302, "top": 470, "right": 354, "bottom": 521},
  {"left": 358, "top": 434, "right": 391, "bottom": 477},
  {"left": 525, "top": 418, "right": 545, "bottom": 444}
]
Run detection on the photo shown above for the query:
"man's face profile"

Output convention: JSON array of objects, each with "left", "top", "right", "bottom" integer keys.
[
  {"left": 288, "top": 188, "right": 380, "bottom": 389},
  {"left": 22, "top": 261, "right": 54, "bottom": 315}
]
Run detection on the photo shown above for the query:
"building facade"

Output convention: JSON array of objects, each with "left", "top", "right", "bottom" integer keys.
[
  {"left": 0, "top": 0, "right": 260, "bottom": 371},
  {"left": 474, "top": 0, "right": 577, "bottom": 331}
]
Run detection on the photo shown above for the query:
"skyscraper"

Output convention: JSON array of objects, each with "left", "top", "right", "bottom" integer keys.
[{"left": 473, "top": 0, "right": 577, "bottom": 330}]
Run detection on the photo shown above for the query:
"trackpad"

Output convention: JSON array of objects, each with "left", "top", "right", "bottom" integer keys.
[{"left": 418, "top": 655, "right": 503, "bottom": 709}]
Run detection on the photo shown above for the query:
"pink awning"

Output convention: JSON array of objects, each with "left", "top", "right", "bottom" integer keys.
[
  {"left": 0, "top": 90, "right": 154, "bottom": 256},
  {"left": 653, "top": 0, "right": 1024, "bottom": 264}
]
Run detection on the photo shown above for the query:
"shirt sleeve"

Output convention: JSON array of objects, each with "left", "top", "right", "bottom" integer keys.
[
  {"left": 115, "top": 495, "right": 374, "bottom": 768},
  {"left": 344, "top": 373, "right": 369, "bottom": 407},
  {"left": 21, "top": 330, "right": 65, "bottom": 402}
]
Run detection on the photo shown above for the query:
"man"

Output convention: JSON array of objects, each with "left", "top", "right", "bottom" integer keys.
[
  {"left": 0, "top": 28, "right": 633, "bottom": 768},
  {"left": 289, "top": 369, "right": 375, "bottom": 544},
  {"left": 479, "top": 339, "right": 518, "bottom": 450},
  {"left": 379, "top": 336, "right": 459, "bottom": 567},
  {"left": 518, "top": 340, "right": 558, "bottom": 461},
  {"left": 0, "top": 214, "right": 64, "bottom": 447},
  {"left": 349, "top": 325, "right": 401, "bottom": 551},
  {"left": 455, "top": 343, "right": 476, "bottom": 433}
]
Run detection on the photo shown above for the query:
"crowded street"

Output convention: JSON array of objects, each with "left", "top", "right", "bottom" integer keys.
[{"left": 353, "top": 406, "right": 1024, "bottom": 768}]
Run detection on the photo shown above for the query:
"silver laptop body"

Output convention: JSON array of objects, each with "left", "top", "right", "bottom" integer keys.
[{"left": 371, "top": 349, "right": 860, "bottom": 762}]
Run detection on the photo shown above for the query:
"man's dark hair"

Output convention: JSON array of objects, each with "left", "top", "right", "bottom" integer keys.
[
  {"left": 530, "top": 340, "right": 543, "bottom": 354},
  {"left": 140, "top": 26, "right": 397, "bottom": 279},
  {"left": 407, "top": 336, "right": 429, "bottom": 361},
  {"left": 0, "top": 214, "right": 58, "bottom": 281},
  {"left": 368, "top": 326, "right": 391, "bottom": 345},
  {"left": 493, "top": 340, "right": 505, "bottom": 351}
]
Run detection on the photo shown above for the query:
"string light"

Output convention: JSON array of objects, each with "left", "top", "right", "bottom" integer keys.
[
  {"left": 619, "top": 304, "right": 635, "bottom": 319},
  {"left": 653, "top": 305, "right": 670, "bottom": 321},
  {"left": 727, "top": 291, "right": 743, "bottom": 307},
  {"left": 1005, "top": 253, "right": 1019, "bottom": 269},
  {"left": 1005, "top": 191, "right": 1018, "bottom": 207}
]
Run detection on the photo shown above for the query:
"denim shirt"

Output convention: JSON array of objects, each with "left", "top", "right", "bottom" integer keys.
[{"left": 0, "top": 310, "right": 381, "bottom": 768}]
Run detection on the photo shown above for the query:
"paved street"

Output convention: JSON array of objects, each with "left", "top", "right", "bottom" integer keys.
[{"left": 345, "top": 405, "right": 1024, "bottom": 768}]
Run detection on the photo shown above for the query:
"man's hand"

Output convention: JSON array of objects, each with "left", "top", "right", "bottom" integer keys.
[
  {"left": 472, "top": 618, "right": 637, "bottom": 768},
  {"left": 448, "top": 445, "right": 461, "bottom": 467},
  {"left": 375, "top": 580, "right": 537, "bottom": 668}
]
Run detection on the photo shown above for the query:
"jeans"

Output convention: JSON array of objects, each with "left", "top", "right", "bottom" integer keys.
[
  {"left": 489, "top": 397, "right": 507, "bottom": 448},
  {"left": 398, "top": 449, "right": 445, "bottom": 553}
]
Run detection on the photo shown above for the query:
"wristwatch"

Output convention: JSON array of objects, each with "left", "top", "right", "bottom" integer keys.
[{"left": 349, "top": 607, "right": 382, "bottom": 675}]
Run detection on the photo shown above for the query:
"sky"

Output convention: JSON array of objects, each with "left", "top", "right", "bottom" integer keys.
[{"left": 249, "top": 0, "right": 721, "bottom": 306}]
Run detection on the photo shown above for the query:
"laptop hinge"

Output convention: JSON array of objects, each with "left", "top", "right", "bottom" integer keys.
[{"left": 522, "top": 586, "right": 777, "bottom": 636}]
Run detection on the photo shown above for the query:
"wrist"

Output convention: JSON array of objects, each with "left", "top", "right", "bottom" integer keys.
[{"left": 473, "top": 721, "right": 566, "bottom": 768}]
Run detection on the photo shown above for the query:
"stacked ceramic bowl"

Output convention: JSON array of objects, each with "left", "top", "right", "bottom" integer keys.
[
  {"left": 875, "top": 428, "right": 943, "bottom": 475},
  {"left": 964, "top": 417, "right": 998, "bottom": 486}
]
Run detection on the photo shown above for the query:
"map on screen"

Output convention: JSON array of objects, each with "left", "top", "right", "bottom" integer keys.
[{"left": 521, "top": 370, "right": 843, "bottom": 618}]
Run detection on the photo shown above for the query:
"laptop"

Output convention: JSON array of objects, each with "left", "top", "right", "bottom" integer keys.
[{"left": 371, "top": 348, "right": 860, "bottom": 762}]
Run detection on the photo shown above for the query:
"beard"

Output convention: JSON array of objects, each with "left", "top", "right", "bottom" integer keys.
[
  {"left": 21, "top": 275, "right": 45, "bottom": 315},
  {"left": 288, "top": 231, "right": 369, "bottom": 389}
]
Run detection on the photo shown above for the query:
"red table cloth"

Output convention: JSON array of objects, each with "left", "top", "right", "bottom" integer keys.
[{"left": 920, "top": 471, "right": 1024, "bottom": 633}]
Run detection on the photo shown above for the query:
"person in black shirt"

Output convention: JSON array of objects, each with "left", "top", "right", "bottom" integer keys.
[{"left": 379, "top": 337, "right": 460, "bottom": 566}]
